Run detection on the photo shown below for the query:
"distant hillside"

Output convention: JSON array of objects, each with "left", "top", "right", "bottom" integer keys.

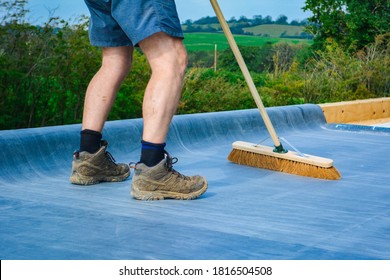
[
  {"left": 243, "top": 24, "right": 306, "bottom": 38},
  {"left": 182, "top": 23, "right": 224, "bottom": 33},
  {"left": 183, "top": 33, "right": 311, "bottom": 51},
  {"left": 182, "top": 23, "right": 312, "bottom": 39}
]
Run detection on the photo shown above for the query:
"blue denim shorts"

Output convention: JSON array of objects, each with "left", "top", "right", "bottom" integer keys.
[{"left": 84, "top": 0, "right": 184, "bottom": 47}]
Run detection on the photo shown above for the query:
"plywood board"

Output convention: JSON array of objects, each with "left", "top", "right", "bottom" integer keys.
[{"left": 320, "top": 98, "right": 390, "bottom": 124}]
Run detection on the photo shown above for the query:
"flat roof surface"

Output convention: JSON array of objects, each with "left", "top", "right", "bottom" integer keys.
[
  {"left": 1, "top": 104, "right": 389, "bottom": 260},
  {"left": 375, "top": 122, "right": 390, "bottom": 128}
]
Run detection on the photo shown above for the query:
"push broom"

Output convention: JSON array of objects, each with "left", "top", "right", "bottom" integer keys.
[{"left": 210, "top": 0, "right": 341, "bottom": 180}]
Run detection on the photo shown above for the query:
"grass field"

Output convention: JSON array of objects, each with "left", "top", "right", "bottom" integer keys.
[
  {"left": 183, "top": 32, "right": 311, "bottom": 51},
  {"left": 243, "top": 24, "right": 305, "bottom": 37}
]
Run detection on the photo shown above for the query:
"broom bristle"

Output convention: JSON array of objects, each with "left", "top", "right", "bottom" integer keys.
[{"left": 228, "top": 148, "right": 341, "bottom": 180}]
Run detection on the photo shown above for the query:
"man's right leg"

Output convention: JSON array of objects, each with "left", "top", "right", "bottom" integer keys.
[
  {"left": 130, "top": 33, "right": 208, "bottom": 200},
  {"left": 70, "top": 46, "right": 133, "bottom": 185}
]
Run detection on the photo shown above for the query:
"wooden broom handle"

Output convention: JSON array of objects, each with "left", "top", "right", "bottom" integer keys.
[{"left": 210, "top": 0, "right": 282, "bottom": 148}]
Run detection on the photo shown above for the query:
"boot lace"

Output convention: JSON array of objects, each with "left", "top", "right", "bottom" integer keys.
[
  {"left": 104, "top": 151, "right": 117, "bottom": 166},
  {"left": 100, "top": 140, "right": 117, "bottom": 166},
  {"left": 165, "top": 151, "right": 190, "bottom": 180}
]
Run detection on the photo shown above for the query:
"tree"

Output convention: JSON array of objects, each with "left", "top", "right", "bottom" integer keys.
[
  {"left": 218, "top": 44, "right": 275, "bottom": 73},
  {"left": 228, "top": 16, "right": 237, "bottom": 23},
  {"left": 303, "top": 0, "right": 348, "bottom": 49},
  {"left": 183, "top": 19, "right": 193, "bottom": 25},
  {"left": 345, "top": 0, "right": 390, "bottom": 49},
  {"left": 304, "top": 0, "right": 390, "bottom": 51},
  {"left": 263, "top": 15, "right": 273, "bottom": 24},
  {"left": 276, "top": 15, "right": 288, "bottom": 25},
  {"left": 290, "top": 19, "right": 301, "bottom": 26},
  {"left": 0, "top": 0, "right": 29, "bottom": 24},
  {"left": 252, "top": 15, "right": 263, "bottom": 25},
  {"left": 237, "top": 15, "right": 249, "bottom": 23},
  {"left": 193, "top": 16, "right": 219, "bottom": 25},
  {"left": 0, "top": 0, "right": 149, "bottom": 129}
]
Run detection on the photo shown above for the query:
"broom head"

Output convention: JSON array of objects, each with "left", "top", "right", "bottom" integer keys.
[{"left": 228, "top": 141, "right": 341, "bottom": 180}]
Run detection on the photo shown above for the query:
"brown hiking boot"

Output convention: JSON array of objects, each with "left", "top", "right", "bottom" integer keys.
[
  {"left": 70, "top": 140, "right": 130, "bottom": 185},
  {"left": 130, "top": 152, "right": 208, "bottom": 200}
]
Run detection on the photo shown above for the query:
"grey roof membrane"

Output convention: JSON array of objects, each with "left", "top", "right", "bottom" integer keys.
[{"left": 1, "top": 104, "right": 389, "bottom": 260}]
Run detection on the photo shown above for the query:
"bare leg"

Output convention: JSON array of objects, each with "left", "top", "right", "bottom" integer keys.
[
  {"left": 130, "top": 33, "right": 208, "bottom": 200},
  {"left": 138, "top": 32, "right": 187, "bottom": 144},
  {"left": 82, "top": 46, "right": 134, "bottom": 132},
  {"left": 71, "top": 47, "right": 133, "bottom": 185}
]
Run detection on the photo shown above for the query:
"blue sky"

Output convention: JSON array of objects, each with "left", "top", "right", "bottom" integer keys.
[{"left": 26, "top": 0, "right": 311, "bottom": 24}]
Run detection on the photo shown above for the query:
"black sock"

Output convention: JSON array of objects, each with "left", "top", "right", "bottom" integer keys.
[
  {"left": 140, "top": 140, "right": 166, "bottom": 167},
  {"left": 80, "top": 129, "right": 102, "bottom": 154}
]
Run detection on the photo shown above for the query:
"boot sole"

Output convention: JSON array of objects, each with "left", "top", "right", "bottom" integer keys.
[
  {"left": 70, "top": 169, "right": 130, "bottom": 185},
  {"left": 131, "top": 181, "right": 208, "bottom": 200}
]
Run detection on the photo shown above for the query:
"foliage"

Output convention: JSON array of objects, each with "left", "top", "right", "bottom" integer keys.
[
  {"left": 262, "top": 36, "right": 389, "bottom": 105},
  {"left": 182, "top": 35, "right": 389, "bottom": 112},
  {"left": 187, "top": 50, "right": 215, "bottom": 68},
  {"left": 0, "top": 0, "right": 388, "bottom": 130},
  {"left": 304, "top": 0, "right": 390, "bottom": 51},
  {"left": 178, "top": 68, "right": 259, "bottom": 114},
  {"left": 0, "top": 0, "right": 150, "bottom": 130},
  {"left": 218, "top": 43, "right": 308, "bottom": 74},
  {"left": 0, "top": 2, "right": 100, "bottom": 129}
]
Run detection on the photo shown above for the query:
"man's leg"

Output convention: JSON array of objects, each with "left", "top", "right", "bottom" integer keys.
[
  {"left": 80, "top": 46, "right": 134, "bottom": 153},
  {"left": 70, "top": 46, "right": 133, "bottom": 185},
  {"left": 82, "top": 46, "right": 134, "bottom": 133},
  {"left": 131, "top": 32, "right": 207, "bottom": 200},
  {"left": 139, "top": 32, "right": 187, "bottom": 144},
  {"left": 136, "top": 32, "right": 187, "bottom": 166}
]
